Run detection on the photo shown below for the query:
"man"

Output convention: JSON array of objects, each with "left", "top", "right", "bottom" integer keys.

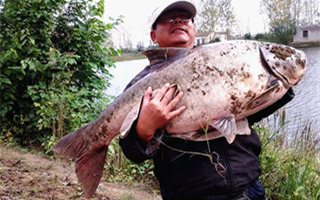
[{"left": 120, "top": 1, "right": 294, "bottom": 200}]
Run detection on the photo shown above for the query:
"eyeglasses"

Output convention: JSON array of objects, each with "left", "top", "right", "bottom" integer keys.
[{"left": 157, "top": 15, "right": 194, "bottom": 25}]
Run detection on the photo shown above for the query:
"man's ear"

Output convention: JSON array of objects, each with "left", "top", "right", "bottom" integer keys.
[{"left": 150, "top": 30, "right": 157, "bottom": 43}]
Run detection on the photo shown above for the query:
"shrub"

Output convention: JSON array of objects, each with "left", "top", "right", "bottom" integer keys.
[{"left": 0, "top": 0, "right": 121, "bottom": 150}]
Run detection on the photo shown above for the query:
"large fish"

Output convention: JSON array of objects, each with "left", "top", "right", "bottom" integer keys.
[{"left": 53, "top": 40, "right": 307, "bottom": 197}]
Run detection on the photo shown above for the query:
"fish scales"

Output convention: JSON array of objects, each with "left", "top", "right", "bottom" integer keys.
[{"left": 53, "top": 40, "right": 307, "bottom": 198}]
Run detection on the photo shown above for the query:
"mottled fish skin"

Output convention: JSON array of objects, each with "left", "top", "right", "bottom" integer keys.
[
  {"left": 52, "top": 40, "right": 307, "bottom": 198},
  {"left": 259, "top": 42, "right": 307, "bottom": 87}
]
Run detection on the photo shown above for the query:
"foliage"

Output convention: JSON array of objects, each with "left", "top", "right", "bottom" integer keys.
[
  {"left": 260, "top": 0, "right": 297, "bottom": 44},
  {"left": 195, "top": 0, "right": 236, "bottom": 38},
  {"left": 104, "top": 139, "right": 157, "bottom": 188},
  {"left": 254, "top": 33, "right": 267, "bottom": 41},
  {"left": 210, "top": 37, "right": 221, "bottom": 43},
  {"left": 244, "top": 33, "right": 252, "bottom": 40},
  {"left": 269, "top": 19, "right": 296, "bottom": 44},
  {"left": 291, "top": 0, "right": 320, "bottom": 26},
  {"left": 0, "top": 0, "right": 120, "bottom": 149},
  {"left": 255, "top": 124, "right": 320, "bottom": 200},
  {"left": 136, "top": 42, "right": 145, "bottom": 52}
]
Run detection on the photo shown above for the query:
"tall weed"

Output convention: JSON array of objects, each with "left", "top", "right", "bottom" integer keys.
[{"left": 255, "top": 123, "right": 320, "bottom": 200}]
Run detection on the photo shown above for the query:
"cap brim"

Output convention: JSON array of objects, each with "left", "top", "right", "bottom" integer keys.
[{"left": 152, "top": 1, "right": 196, "bottom": 29}]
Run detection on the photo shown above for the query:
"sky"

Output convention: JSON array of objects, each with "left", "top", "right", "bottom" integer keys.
[{"left": 104, "top": 0, "right": 268, "bottom": 48}]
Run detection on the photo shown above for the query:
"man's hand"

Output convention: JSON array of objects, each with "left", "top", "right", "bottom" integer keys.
[{"left": 136, "top": 83, "right": 186, "bottom": 142}]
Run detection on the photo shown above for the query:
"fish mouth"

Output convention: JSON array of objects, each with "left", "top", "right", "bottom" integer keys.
[
  {"left": 270, "top": 64, "right": 291, "bottom": 87},
  {"left": 259, "top": 46, "right": 291, "bottom": 88}
]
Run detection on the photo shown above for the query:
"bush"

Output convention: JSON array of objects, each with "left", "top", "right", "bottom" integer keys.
[
  {"left": 0, "top": 0, "right": 121, "bottom": 149},
  {"left": 105, "top": 139, "right": 158, "bottom": 188}
]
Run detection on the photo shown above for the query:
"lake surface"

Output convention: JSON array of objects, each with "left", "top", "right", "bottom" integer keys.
[
  {"left": 106, "top": 47, "right": 320, "bottom": 137},
  {"left": 106, "top": 59, "right": 148, "bottom": 96}
]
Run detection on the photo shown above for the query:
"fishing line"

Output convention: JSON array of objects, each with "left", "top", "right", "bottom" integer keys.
[{"left": 154, "top": 136, "right": 227, "bottom": 179}]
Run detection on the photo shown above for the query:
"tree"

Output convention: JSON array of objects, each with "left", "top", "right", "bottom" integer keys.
[
  {"left": 218, "top": 0, "right": 236, "bottom": 39},
  {"left": 196, "top": 0, "right": 220, "bottom": 33},
  {"left": 244, "top": 33, "right": 252, "bottom": 40},
  {"left": 0, "top": 0, "right": 120, "bottom": 148},
  {"left": 298, "top": 0, "right": 320, "bottom": 25},
  {"left": 136, "top": 42, "right": 145, "bottom": 52},
  {"left": 261, "top": 0, "right": 320, "bottom": 44},
  {"left": 261, "top": 0, "right": 296, "bottom": 44},
  {"left": 195, "top": 0, "right": 236, "bottom": 39}
]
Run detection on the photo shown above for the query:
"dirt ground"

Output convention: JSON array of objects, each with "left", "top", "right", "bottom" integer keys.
[{"left": 0, "top": 145, "right": 161, "bottom": 200}]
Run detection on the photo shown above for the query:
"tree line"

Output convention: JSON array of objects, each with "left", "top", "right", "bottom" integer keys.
[
  {"left": 195, "top": 0, "right": 320, "bottom": 44},
  {"left": 118, "top": 0, "right": 320, "bottom": 51}
]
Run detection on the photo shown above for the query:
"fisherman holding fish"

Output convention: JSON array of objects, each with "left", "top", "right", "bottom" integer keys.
[
  {"left": 54, "top": 0, "right": 307, "bottom": 199},
  {"left": 119, "top": 1, "right": 295, "bottom": 200}
]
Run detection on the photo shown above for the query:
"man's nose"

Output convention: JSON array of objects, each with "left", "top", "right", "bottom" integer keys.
[{"left": 172, "top": 17, "right": 183, "bottom": 24}]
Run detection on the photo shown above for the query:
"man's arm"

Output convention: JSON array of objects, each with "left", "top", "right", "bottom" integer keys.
[{"left": 119, "top": 120, "right": 158, "bottom": 164}]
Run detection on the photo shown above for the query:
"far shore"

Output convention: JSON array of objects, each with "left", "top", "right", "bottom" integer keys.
[
  {"left": 112, "top": 52, "right": 146, "bottom": 62},
  {"left": 290, "top": 41, "right": 320, "bottom": 48}
]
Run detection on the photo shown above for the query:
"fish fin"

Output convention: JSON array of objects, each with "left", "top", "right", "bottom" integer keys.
[
  {"left": 120, "top": 97, "right": 143, "bottom": 139},
  {"left": 210, "top": 116, "right": 237, "bottom": 144},
  {"left": 235, "top": 118, "right": 251, "bottom": 136},
  {"left": 247, "top": 80, "right": 281, "bottom": 110},
  {"left": 52, "top": 126, "right": 108, "bottom": 198},
  {"left": 75, "top": 146, "right": 108, "bottom": 198}
]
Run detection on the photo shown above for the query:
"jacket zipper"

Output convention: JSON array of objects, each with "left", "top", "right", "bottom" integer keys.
[{"left": 222, "top": 151, "right": 236, "bottom": 194}]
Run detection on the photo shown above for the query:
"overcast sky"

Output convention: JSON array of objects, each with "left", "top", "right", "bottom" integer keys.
[{"left": 104, "top": 0, "right": 268, "bottom": 48}]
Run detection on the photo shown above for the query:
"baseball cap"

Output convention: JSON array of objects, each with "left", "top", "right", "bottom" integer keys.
[{"left": 150, "top": 1, "right": 197, "bottom": 30}]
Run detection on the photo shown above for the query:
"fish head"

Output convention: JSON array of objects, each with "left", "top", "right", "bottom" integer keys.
[{"left": 260, "top": 42, "right": 307, "bottom": 87}]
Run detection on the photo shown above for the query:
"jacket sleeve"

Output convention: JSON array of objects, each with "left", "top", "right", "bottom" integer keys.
[
  {"left": 119, "top": 120, "right": 161, "bottom": 164},
  {"left": 247, "top": 88, "right": 295, "bottom": 125}
]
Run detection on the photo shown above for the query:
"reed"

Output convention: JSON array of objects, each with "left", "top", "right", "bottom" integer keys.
[{"left": 256, "top": 109, "right": 320, "bottom": 200}]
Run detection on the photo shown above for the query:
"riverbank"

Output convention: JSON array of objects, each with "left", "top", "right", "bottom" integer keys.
[
  {"left": 0, "top": 144, "right": 161, "bottom": 200},
  {"left": 112, "top": 52, "right": 146, "bottom": 62},
  {"left": 290, "top": 40, "right": 320, "bottom": 48},
  {"left": 1, "top": 123, "right": 319, "bottom": 200}
]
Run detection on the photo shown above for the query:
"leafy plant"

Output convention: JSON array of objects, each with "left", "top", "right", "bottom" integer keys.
[
  {"left": 0, "top": 0, "right": 121, "bottom": 149},
  {"left": 105, "top": 139, "right": 157, "bottom": 188},
  {"left": 255, "top": 122, "right": 320, "bottom": 200}
]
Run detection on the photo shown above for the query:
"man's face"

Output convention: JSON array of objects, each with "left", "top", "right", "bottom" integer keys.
[{"left": 151, "top": 10, "right": 195, "bottom": 48}]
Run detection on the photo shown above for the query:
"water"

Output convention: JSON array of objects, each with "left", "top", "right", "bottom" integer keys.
[
  {"left": 106, "top": 47, "right": 320, "bottom": 136},
  {"left": 106, "top": 59, "right": 148, "bottom": 96},
  {"left": 270, "top": 47, "right": 320, "bottom": 136}
]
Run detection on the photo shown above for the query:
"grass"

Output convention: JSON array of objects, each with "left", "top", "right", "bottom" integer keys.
[{"left": 255, "top": 119, "right": 320, "bottom": 200}]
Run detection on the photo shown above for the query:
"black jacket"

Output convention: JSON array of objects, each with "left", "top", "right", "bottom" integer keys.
[{"left": 119, "top": 63, "right": 294, "bottom": 200}]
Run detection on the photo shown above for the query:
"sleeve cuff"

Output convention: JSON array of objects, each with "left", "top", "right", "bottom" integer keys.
[{"left": 119, "top": 120, "right": 162, "bottom": 163}]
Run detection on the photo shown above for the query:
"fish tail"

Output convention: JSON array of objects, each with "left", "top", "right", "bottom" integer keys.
[
  {"left": 52, "top": 125, "right": 108, "bottom": 198},
  {"left": 52, "top": 125, "right": 88, "bottom": 158},
  {"left": 76, "top": 146, "right": 107, "bottom": 198}
]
